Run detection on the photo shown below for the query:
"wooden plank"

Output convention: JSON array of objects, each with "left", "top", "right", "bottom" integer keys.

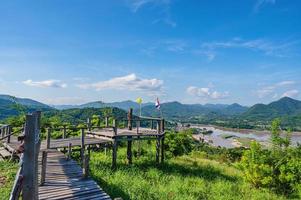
[
  {"left": 0, "top": 147, "right": 11, "bottom": 158},
  {"left": 38, "top": 150, "right": 111, "bottom": 200}
]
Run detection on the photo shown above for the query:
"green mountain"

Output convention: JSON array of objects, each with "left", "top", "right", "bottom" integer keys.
[
  {"left": 139, "top": 101, "right": 248, "bottom": 120},
  {"left": 0, "top": 95, "right": 53, "bottom": 120},
  {"left": 53, "top": 100, "right": 152, "bottom": 111},
  {"left": 243, "top": 97, "right": 301, "bottom": 120}
]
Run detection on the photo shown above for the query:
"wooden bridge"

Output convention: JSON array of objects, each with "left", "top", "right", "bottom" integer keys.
[{"left": 0, "top": 109, "right": 165, "bottom": 200}]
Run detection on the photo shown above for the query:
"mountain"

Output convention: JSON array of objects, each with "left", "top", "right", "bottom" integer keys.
[
  {"left": 0, "top": 95, "right": 52, "bottom": 109},
  {"left": 139, "top": 101, "right": 248, "bottom": 120},
  {"left": 53, "top": 100, "right": 152, "bottom": 111},
  {"left": 0, "top": 95, "right": 53, "bottom": 120},
  {"left": 243, "top": 97, "right": 301, "bottom": 120}
]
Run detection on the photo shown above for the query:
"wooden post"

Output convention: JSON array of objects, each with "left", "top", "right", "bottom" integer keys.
[
  {"left": 112, "top": 139, "right": 118, "bottom": 169},
  {"left": 7, "top": 125, "right": 11, "bottom": 143},
  {"left": 113, "top": 119, "right": 117, "bottom": 136},
  {"left": 40, "top": 151, "right": 47, "bottom": 186},
  {"left": 127, "top": 108, "right": 133, "bottom": 130},
  {"left": 47, "top": 128, "right": 51, "bottom": 149},
  {"left": 127, "top": 136, "right": 132, "bottom": 165},
  {"left": 161, "top": 136, "right": 165, "bottom": 163},
  {"left": 151, "top": 120, "right": 154, "bottom": 129},
  {"left": 156, "top": 136, "right": 160, "bottom": 164},
  {"left": 22, "top": 113, "right": 39, "bottom": 200},
  {"left": 81, "top": 128, "right": 85, "bottom": 167},
  {"left": 68, "top": 143, "right": 72, "bottom": 160},
  {"left": 157, "top": 120, "right": 161, "bottom": 134},
  {"left": 87, "top": 118, "right": 91, "bottom": 131},
  {"left": 105, "top": 117, "right": 109, "bottom": 128},
  {"left": 161, "top": 119, "right": 165, "bottom": 163},
  {"left": 33, "top": 111, "right": 41, "bottom": 199},
  {"left": 63, "top": 125, "right": 67, "bottom": 139},
  {"left": 83, "top": 154, "right": 90, "bottom": 178}
]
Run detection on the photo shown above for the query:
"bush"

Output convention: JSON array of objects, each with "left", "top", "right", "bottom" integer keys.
[
  {"left": 239, "top": 119, "right": 301, "bottom": 197},
  {"left": 164, "top": 129, "right": 195, "bottom": 157}
]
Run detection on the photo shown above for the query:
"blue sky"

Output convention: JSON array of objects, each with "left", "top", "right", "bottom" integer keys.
[{"left": 0, "top": 0, "right": 300, "bottom": 106}]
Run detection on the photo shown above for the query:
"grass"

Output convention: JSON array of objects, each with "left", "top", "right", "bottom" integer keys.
[
  {"left": 89, "top": 143, "right": 285, "bottom": 200},
  {"left": 0, "top": 160, "right": 18, "bottom": 200},
  {"left": 235, "top": 138, "right": 255, "bottom": 148}
]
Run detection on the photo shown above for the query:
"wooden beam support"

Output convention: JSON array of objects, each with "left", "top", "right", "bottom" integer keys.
[
  {"left": 81, "top": 128, "right": 85, "bottom": 167},
  {"left": 127, "top": 136, "right": 132, "bottom": 165},
  {"left": 40, "top": 151, "right": 47, "bottom": 186},
  {"left": 127, "top": 108, "right": 133, "bottom": 130},
  {"left": 112, "top": 139, "right": 118, "bottom": 170},
  {"left": 161, "top": 136, "right": 165, "bottom": 163},
  {"left": 22, "top": 113, "right": 40, "bottom": 200},
  {"left": 156, "top": 136, "right": 160, "bottom": 164},
  {"left": 47, "top": 128, "right": 51, "bottom": 149},
  {"left": 67, "top": 143, "right": 72, "bottom": 160},
  {"left": 83, "top": 153, "right": 90, "bottom": 178}
]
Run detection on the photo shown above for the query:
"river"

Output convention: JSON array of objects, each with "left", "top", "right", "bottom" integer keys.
[{"left": 190, "top": 124, "right": 301, "bottom": 148}]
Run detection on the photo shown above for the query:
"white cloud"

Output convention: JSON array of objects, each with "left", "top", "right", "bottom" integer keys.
[
  {"left": 254, "top": 0, "right": 276, "bottom": 13},
  {"left": 281, "top": 90, "right": 299, "bottom": 98},
  {"left": 276, "top": 80, "right": 295, "bottom": 86},
  {"left": 23, "top": 79, "right": 67, "bottom": 88},
  {"left": 199, "top": 38, "right": 297, "bottom": 61},
  {"left": 127, "top": 0, "right": 171, "bottom": 12},
  {"left": 187, "top": 86, "right": 229, "bottom": 100},
  {"left": 256, "top": 80, "right": 296, "bottom": 98},
  {"left": 127, "top": 0, "right": 176, "bottom": 27},
  {"left": 78, "top": 74, "right": 163, "bottom": 93}
]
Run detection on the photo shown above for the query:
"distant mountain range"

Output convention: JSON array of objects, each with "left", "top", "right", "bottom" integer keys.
[
  {"left": 1, "top": 94, "right": 301, "bottom": 126},
  {"left": 139, "top": 101, "right": 249, "bottom": 119},
  {"left": 52, "top": 101, "right": 153, "bottom": 111}
]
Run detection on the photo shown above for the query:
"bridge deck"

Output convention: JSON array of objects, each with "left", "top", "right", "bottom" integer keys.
[{"left": 38, "top": 150, "right": 111, "bottom": 200}]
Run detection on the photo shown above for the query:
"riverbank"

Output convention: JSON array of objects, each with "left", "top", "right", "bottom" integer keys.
[{"left": 191, "top": 124, "right": 301, "bottom": 137}]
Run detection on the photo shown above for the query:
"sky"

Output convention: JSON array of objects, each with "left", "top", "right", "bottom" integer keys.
[{"left": 0, "top": 0, "right": 300, "bottom": 106}]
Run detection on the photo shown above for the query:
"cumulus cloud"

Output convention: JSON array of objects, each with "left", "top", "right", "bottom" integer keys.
[
  {"left": 78, "top": 74, "right": 163, "bottom": 93},
  {"left": 186, "top": 86, "right": 229, "bottom": 100},
  {"left": 281, "top": 90, "right": 299, "bottom": 98},
  {"left": 23, "top": 79, "right": 67, "bottom": 88}
]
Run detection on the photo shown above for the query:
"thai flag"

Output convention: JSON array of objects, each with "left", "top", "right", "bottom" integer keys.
[{"left": 155, "top": 98, "right": 160, "bottom": 110}]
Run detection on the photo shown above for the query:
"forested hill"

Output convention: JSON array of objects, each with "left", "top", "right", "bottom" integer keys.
[
  {"left": 243, "top": 97, "right": 301, "bottom": 120},
  {"left": 139, "top": 101, "right": 248, "bottom": 119},
  {"left": 0, "top": 95, "right": 53, "bottom": 120}
]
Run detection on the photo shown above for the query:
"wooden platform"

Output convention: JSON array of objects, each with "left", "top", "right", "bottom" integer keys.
[
  {"left": 41, "top": 136, "right": 111, "bottom": 150},
  {"left": 88, "top": 127, "right": 164, "bottom": 140},
  {"left": 38, "top": 150, "right": 111, "bottom": 200}
]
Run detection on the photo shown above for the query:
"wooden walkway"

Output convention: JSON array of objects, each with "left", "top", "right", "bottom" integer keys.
[
  {"left": 2, "top": 135, "right": 112, "bottom": 200},
  {"left": 38, "top": 150, "right": 111, "bottom": 200}
]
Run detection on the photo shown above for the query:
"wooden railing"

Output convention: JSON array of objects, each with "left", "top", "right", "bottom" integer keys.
[{"left": 0, "top": 125, "right": 12, "bottom": 143}]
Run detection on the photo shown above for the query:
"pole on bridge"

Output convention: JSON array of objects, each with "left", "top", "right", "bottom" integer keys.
[
  {"left": 22, "top": 112, "right": 41, "bottom": 200},
  {"left": 127, "top": 109, "right": 133, "bottom": 165},
  {"left": 112, "top": 119, "right": 118, "bottom": 169}
]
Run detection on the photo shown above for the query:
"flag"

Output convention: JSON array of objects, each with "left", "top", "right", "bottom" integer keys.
[
  {"left": 136, "top": 97, "right": 143, "bottom": 104},
  {"left": 155, "top": 98, "right": 160, "bottom": 110}
]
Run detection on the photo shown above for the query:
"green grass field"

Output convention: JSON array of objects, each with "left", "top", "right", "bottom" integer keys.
[
  {"left": 89, "top": 146, "right": 285, "bottom": 200},
  {"left": 0, "top": 144, "right": 288, "bottom": 200},
  {"left": 0, "top": 160, "right": 18, "bottom": 200}
]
